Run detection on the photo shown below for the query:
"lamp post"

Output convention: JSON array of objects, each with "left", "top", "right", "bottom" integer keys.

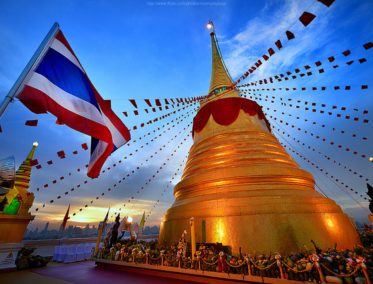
[{"left": 206, "top": 20, "right": 214, "bottom": 33}]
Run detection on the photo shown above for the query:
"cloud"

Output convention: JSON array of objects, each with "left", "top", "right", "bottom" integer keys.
[{"left": 221, "top": 0, "right": 334, "bottom": 80}]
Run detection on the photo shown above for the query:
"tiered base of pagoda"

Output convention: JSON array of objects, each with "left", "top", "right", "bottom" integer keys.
[
  {"left": 95, "top": 259, "right": 302, "bottom": 284},
  {"left": 159, "top": 195, "right": 360, "bottom": 254}
]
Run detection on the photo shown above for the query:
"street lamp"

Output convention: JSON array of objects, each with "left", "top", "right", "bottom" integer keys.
[{"left": 206, "top": 20, "right": 214, "bottom": 33}]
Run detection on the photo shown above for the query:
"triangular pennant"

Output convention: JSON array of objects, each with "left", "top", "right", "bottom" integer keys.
[{"left": 129, "top": 99, "right": 137, "bottom": 109}]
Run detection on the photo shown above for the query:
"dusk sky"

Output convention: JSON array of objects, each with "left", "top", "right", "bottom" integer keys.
[{"left": 0, "top": 0, "right": 372, "bottom": 230}]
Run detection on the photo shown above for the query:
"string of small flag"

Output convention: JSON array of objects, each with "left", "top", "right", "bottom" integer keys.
[
  {"left": 35, "top": 106, "right": 194, "bottom": 211},
  {"left": 128, "top": 96, "right": 204, "bottom": 109},
  {"left": 29, "top": 100, "right": 198, "bottom": 170},
  {"left": 264, "top": 110, "right": 369, "bottom": 159},
  {"left": 228, "top": 0, "right": 336, "bottom": 89},
  {"left": 241, "top": 84, "right": 369, "bottom": 92},
  {"left": 274, "top": 122, "right": 370, "bottom": 183},
  {"left": 116, "top": 137, "right": 190, "bottom": 217},
  {"left": 145, "top": 155, "right": 189, "bottom": 221},
  {"left": 266, "top": 113, "right": 371, "bottom": 183},
  {"left": 70, "top": 121, "right": 193, "bottom": 217},
  {"left": 111, "top": 137, "right": 190, "bottom": 218},
  {"left": 274, "top": 127, "right": 369, "bottom": 204},
  {"left": 239, "top": 42, "right": 372, "bottom": 87},
  {"left": 28, "top": 142, "right": 89, "bottom": 169},
  {"left": 251, "top": 94, "right": 372, "bottom": 184},
  {"left": 245, "top": 92, "right": 369, "bottom": 124},
  {"left": 262, "top": 105, "right": 368, "bottom": 142},
  {"left": 124, "top": 96, "right": 203, "bottom": 117},
  {"left": 34, "top": 107, "right": 193, "bottom": 191},
  {"left": 129, "top": 101, "right": 197, "bottom": 131}
]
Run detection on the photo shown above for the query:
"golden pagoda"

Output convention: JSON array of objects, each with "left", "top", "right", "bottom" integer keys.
[
  {"left": 0, "top": 143, "right": 37, "bottom": 243},
  {"left": 159, "top": 24, "right": 360, "bottom": 254}
]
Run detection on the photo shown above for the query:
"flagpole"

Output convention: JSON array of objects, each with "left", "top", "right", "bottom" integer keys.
[{"left": 0, "top": 22, "right": 60, "bottom": 119}]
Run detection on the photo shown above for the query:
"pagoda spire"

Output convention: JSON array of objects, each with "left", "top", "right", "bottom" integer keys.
[
  {"left": 208, "top": 21, "right": 233, "bottom": 95},
  {"left": 14, "top": 142, "right": 38, "bottom": 192}
]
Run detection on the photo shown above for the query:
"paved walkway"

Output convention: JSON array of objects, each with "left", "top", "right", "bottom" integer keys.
[{"left": 0, "top": 261, "right": 202, "bottom": 284}]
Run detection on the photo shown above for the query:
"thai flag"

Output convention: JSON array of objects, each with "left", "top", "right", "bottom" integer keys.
[{"left": 16, "top": 28, "right": 130, "bottom": 178}]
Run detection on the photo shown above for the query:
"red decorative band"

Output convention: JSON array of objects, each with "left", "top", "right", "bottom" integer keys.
[{"left": 192, "top": 97, "right": 270, "bottom": 136}]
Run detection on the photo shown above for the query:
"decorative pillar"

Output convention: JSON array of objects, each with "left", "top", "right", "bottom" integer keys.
[{"left": 190, "top": 217, "right": 196, "bottom": 260}]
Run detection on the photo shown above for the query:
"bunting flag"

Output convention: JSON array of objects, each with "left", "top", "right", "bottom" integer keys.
[
  {"left": 59, "top": 204, "right": 70, "bottom": 232},
  {"left": 144, "top": 99, "right": 152, "bottom": 107},
  {"left": 318, "top": 0, "right": 335, "bottom": 7},
  {"left": 57, "top": 150, "right": 65, "bottom": 158},
  {"left": 299, "top": 12, "right": 316, "bottom": 27},
  {"left": 363, "top": 42, "right": 373, "bottom": 49},
  {"left": 275, "top": 40, "right": 282, "bottom": 49},
  {"left": 129, "top": 99, "right": 137, "bottom": 109},
  {"left": 15, "top": 24, "right": 130, "bottom": 178},
  {"left": 30, "top": 159, "right": 39, "bottom": 166},
  {"left": 262, "top": 104, "right": 368, "bottom": 142},
  {"left": 286, "top": 30, "right": 295, "bottom": 40},
  {"left": 25, "top": 120, "right": 38, "bottom": 126}
]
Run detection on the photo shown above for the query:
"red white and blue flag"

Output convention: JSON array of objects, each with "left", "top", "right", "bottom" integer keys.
[{"left": 16, "top": 28, "right": 130, "bottom": 178}]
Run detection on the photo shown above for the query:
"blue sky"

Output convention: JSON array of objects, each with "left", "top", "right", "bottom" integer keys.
[{"left": 0, "top": 0, "right": 372, "bottom": 229}]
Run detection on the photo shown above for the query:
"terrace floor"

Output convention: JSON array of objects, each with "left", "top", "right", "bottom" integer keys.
[{"left": 0, "top": 261, "right": 203, "bottom": 284}]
